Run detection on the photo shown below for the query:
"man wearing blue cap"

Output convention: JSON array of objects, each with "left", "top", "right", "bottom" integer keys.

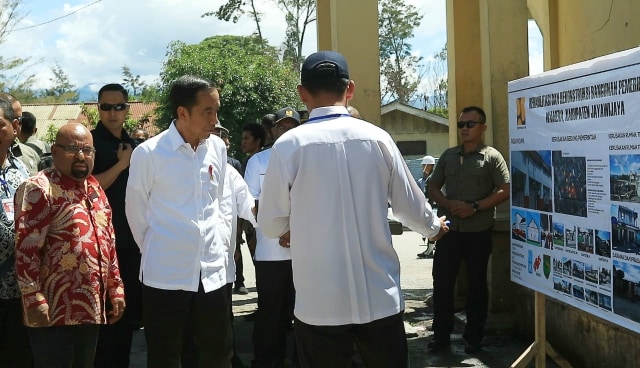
[{"left": 258, "top": 51, "right": 448, "bottom": 367}]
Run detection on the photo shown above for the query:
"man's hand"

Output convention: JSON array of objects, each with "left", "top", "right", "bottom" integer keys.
[
  {"left": 27, "top": 303, "right": 50, "bottom": 327},
  {"left": 449, "top": 200, "right": 476, "bottom": 218},
  {"left": 428, "top": 216, "right": 449, "bottom": 242},
  {"left": 116, "top": 143, "right": 133, "bottom": 170},
  {"left": 279, "top": 231, "right": 291, "bottom": 248},
  {"left": 108, "top": 297, "right": 126, "bottom": 324}
]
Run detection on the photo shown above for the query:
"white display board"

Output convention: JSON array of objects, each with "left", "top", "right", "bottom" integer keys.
[{"left": 508, "top": 46, "right": 640, "bottom": 333}]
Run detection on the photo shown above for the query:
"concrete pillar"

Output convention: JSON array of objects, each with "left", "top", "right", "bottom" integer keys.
[
  {"left": 316, "top": 0, "right": 381, "bottom": 124},
  {"left": 527, "top": 0, "right": 560, "bottom": 71},
  {"left": 447, "top": 0, "right": 529, "bottom": 313},
  {"left": 446, "top": 0, "right": 483, "bottom": 147}
]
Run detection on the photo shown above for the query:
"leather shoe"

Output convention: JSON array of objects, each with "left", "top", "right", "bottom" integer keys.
[{"left": 427, "top": 339, "right": 450, "bottom": 352}]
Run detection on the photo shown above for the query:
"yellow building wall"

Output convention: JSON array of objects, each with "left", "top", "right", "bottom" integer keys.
[
  {"left": 316, "top": 0, "right": 381, "bottom": 125},
  {"left": 529, "top": 0, "right": 640, "bottom": 71}
]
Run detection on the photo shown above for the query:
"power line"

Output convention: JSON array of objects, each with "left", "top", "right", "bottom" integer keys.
[{"left": 9, "top": 0, "right": 102, "bottom": 33}]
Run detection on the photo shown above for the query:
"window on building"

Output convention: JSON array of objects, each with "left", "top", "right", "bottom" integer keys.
[{"left": 397, "top": 141, "right": 426, "bottom": 156}]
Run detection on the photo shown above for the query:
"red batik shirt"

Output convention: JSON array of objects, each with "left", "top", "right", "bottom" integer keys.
[{"left": 14, "top": 169, "right": 124, "bottom": 326}]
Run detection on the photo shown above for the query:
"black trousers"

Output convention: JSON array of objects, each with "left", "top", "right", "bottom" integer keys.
[
  {"left": 252, "top": 260, "right": 295, "bottom": 368},
  {"left": 181, "top": 284, "right": 239, "bottom": 368},
  {"left": 294, "top": 312, "right": 408, "bottom": 368},
  {"left": 235, "top": 218, "right": 256, "bottom": 287},
  {"left": 95, "top": 248, "right": 142, "bottom": 368},
  {"left": 29, "top": 324, "right": 99, "bottom": 368},
  {"left": 142, "top": 283, "right": 232, "bottom": 368},
  {"left": 431, "top": 229, "right": 493, "bottom": 345},
  {"left": 0, "top": 298, "right": 32, "bottom": 368}
]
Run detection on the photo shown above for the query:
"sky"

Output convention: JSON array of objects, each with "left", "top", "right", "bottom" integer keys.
[{"left": 3, "top": 0, "right": 541, "bottom": 100}]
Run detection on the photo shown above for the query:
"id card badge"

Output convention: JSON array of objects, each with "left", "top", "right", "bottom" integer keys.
[{"left": 2, "top": 198, "right": 14, "bottom": 222}]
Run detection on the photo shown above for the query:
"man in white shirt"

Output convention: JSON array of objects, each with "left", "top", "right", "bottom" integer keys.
[
  {"left": 125, "top": 75, "right": 231, "bottom": 368},
  {"left": 245, "top": 107, "right": 300, "bottom": 368},
  {"left": 182, "top": 163, "right": 256, "bottom": 368},
  {"left": 258, "top": 51, "right": 448, "bottom": 368}
]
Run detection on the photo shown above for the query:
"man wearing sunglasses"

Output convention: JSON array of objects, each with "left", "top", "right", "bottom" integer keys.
[
  {"left": 427, "top": 106, "right": 510, "bottom": 354},
  {"left": 90, "top": 83, "right": 142, "bottom": 368}
]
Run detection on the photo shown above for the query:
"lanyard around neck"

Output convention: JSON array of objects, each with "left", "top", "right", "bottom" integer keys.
[{"left": 306, "top": 113, "right": 351, "bottom": 123}]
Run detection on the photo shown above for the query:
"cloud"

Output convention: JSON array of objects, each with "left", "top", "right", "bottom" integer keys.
[{"left": 4, "top": 0, "right": 302, "bottom": 90}]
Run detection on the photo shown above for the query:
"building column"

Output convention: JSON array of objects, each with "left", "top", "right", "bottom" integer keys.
[
  {"left": 447, "top": 0, "right": 529, "bottom": 312},
  {"left": 316, "top": 0, "right": 381, "bottom": 124}
]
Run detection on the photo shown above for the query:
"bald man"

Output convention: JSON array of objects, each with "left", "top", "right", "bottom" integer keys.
[{"left": 14, "top": 123, "right": 125, "bottom": 368}]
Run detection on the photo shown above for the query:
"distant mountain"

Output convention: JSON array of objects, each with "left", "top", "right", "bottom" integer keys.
[{"left": 77, "top": 83, "right": 100, "bottom": 102}]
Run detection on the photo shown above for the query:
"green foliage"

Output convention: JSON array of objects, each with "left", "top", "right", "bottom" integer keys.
[
  {"left": 204, "top": 0, "right": 264, "bottom": 41},
  {"left": 157, "top": 35, "right": 300, "bottom": 159},
  {"left": 378, "top": 0, "right": 424, "bottom": 104},
  {"left": 42, "top": 123, "right": 58, "bottom": 143}
]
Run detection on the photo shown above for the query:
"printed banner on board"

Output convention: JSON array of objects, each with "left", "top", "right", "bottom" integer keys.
[{"left": 508, "top": 46, "right": 640, "bottom": 333}]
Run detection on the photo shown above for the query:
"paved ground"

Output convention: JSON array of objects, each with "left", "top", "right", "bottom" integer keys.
[{"left": 129, "top": 230, "right": 561, "bottom": 367}]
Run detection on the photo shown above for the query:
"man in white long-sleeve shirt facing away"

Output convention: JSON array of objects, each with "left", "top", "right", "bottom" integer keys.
[
  {"left": 125, "top": 75, "right": 231, "bottom": 368},
  {"left": 257, "top": 51, "right": 449, "bottom": 368}
]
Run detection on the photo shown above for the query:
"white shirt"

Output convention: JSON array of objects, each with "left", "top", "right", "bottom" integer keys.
[
  {"left": 220, "top": 164, "right": 256, "bottom": 283},
  {"left": 258, "top": 106, "right": 441, "bottom": 326},
  {"left": 244, "top": 149, "right": 291, "bottom": 261},
  {"left": 126, "top": 122, "right": 228, "bottom": 293}
]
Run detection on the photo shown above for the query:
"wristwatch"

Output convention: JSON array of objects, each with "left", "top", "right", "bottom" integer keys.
[{"left": 472, "top": 201, "right": 479, "bottom": 212}]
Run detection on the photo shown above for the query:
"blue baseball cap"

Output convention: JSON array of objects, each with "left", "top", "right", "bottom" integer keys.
[{"left": 301, "top": 51, "right": 350, "bottom": 85}]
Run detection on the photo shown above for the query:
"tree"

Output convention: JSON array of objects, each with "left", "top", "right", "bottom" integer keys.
[
  {"left": 278, "top": 0, "right": 316, "bottom": 71},
  {"left": 203, "top": 0, "right": 264, "bottom": 41},
  {"left": 378, "top": 0, "right": 424, "bottom": 105},
  {"left": 421, "top": 43, "right": 448, "bottom": 117},
  {"left": 122, "top": 65, "right": 148, "bottom": 99},
  {"left": 0, "top": 0, "right": 37, "bottom": 97},
  {"left": 205, "top": 0, "right": 316, "bottom": 70},
  {"left": 157, "top": 35, "right": 300, "bottom": 158},
  {"left": 39, "top": 63, "right": 79, "bottom": 103}
]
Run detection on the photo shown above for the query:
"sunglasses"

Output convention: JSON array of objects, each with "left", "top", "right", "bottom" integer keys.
[
  {"left": 457, "top": 120, "right": 484, "bottom": 129},
  {"left": 99, "top": 103, "right": 128, "bottom": 112}
]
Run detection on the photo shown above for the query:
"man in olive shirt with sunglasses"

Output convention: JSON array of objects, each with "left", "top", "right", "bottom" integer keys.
[
  {"left": 427, "top": 106, "right": 510, "bottom": 354},
  {"left": 91, "top": 83, "right": 142, "bottom": 368}
]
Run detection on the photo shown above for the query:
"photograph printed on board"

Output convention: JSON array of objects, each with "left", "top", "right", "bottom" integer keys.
[
  {"left": 611, "top": 205, "right": 640, "bottom": 254},
  {"left": 612, "top": 260, "right": 640, "bottom": 322},
  {"left": 595, "top": 230, "right": 611, "bottom": 258},
  {"left": 511, "top": 151, "right": 552, "bottom": 211},
  {"left": 610, "top": 154, "right": 640, "bottom": 203},
  {"left": 511, "top": 208, "right": 527, "bottom": 242},
  {"left": 553, "top": 151, "right": 587, "bottom": 217},
  {"left": 585, "top": 263, "right": 599, "bottom": 284},
  {"left": 565, "top": 225, "right": 577, "bottom": 249},
  {"left": 552, "top": 221, "right": 565, "bottom": 247},
  {"left": 526, "top": 211, "right": 542, "bottom": 246},
  {"left": 577, "top": 227, "right": 594, "bottom": 254}
]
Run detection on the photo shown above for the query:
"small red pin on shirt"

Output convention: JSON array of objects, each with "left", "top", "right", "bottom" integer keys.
[{"left": 209, "top": 165, "right": 213, "bottom": 181}]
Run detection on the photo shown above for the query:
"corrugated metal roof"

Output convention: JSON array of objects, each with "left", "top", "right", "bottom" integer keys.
[
  {"left": 52, "top": 105, "right": 83, "bottom": 120},
  {"left": 21, "top": 102, "right": 160, "bottom": 137}
]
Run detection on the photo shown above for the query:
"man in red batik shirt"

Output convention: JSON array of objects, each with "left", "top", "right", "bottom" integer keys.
[{"left": 14, "top": 123, "right": 125, "bottom": 368}]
